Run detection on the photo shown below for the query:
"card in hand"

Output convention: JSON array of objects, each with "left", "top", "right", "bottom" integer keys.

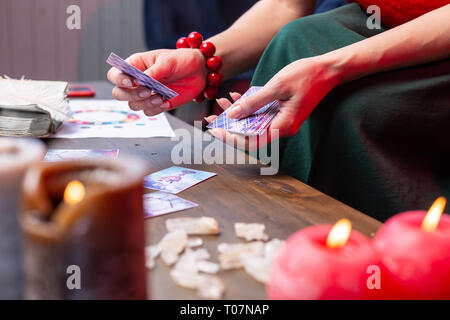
[
  {"left": 106, "top": 52, "right": 178, "bottom": 100},
  {"left": 143, "top": 192, "right": 198, "bottom": 218},
  {"left": 207, "top": 86, "right": 280, "bottom": 136},
  {"left": 143, "top": 166, "right": 216, "bottom": 194}
]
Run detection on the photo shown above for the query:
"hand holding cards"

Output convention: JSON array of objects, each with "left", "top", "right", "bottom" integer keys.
[
  {"left": 106, "top": 52, "right": 178, "bottom": 100},
  {"left": 207, "top": 86, "right": 280, "bottom": 136}
]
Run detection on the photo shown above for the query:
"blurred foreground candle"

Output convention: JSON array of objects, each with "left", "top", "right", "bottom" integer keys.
[
  {"left": 0, "top": 138, "right": 45, "bottom": 299},
  {"left": 267, "top": 219, "right": 379, "bottom": 299},
  {"left": 21, "top": 157, "right": 148, "bottom": 299},
  {"left": 373, "top": 197, "right": 450, "bottom": 299}
]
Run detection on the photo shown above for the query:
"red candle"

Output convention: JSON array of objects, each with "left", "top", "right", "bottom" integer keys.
[
  {"left": 373, "top": 197, "right": 450, "bottom": 299},
  {"left": 267, "top": 219, "right": 379, "bottom": 299}
]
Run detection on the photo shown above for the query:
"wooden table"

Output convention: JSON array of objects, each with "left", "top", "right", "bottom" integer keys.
[{"left": 46, "top": 81, "right": 382, "bottom": 299}]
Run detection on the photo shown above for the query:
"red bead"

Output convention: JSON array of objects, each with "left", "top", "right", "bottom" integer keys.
[
  {"left": 204, "top": 86, "right": 219, "bottom": 100},
  {"left": 187, "top": 32, "right": 203, "bottom": 48},
  {"left": 207, "top": 72, "right": 223, "bottom": 87},
  {"left": 206, "top": 56, "right": 223, "bottom": 72},
  {"left": 176, "top": 37, "right": 190, "bottom": 49},
  {"left": 193, "top": 93, "right": 206, "bottom": 103},
  {"left": 199, "top": 42, "right": 216, "bottom": 58}
]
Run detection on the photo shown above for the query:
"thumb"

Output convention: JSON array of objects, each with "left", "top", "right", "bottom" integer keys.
[
  {"left": 145, "top": 59, "right": 174, "bottom": 82},
  {"left": 227, "top": 86, "right": 276, "bottom": 119}
]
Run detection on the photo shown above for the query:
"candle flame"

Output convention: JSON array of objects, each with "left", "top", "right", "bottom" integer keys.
[
  {"left": 63, "top": 180, "right": 85, "bottom": 205},
  {"left": 422, "top": 196, "right": 446, "bottom": 232},
  {"left": 326, "top": 219, "right": 352, "bottom": 249}
]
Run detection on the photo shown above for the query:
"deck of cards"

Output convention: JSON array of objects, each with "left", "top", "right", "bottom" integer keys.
[
  {"left": 106, "top": 52, "right": 178, "bottom": 100},
  {"left": 207, "top": 86, "right": 280, "bottom": 136}
]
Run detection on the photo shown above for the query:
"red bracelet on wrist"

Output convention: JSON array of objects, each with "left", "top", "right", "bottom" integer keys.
[{"left": 176, "top": 32, "right": 223, "bottom": 102}]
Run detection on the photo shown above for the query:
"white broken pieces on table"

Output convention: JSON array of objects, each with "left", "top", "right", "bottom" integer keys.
[{"left": 145, "top": 217, "right": 285, "bottom": 299}]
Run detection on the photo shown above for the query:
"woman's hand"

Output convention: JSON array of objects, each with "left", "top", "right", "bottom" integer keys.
[
  {"left": 206, "top": 56, "right": 340, "bottom": 150},
  {"left": 107, "top": 49, "right": 208, "bottom": 116}
]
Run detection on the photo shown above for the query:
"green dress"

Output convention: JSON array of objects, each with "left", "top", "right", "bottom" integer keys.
[{"left": 251, "top": 3, "right": 450, "bottom": 221}]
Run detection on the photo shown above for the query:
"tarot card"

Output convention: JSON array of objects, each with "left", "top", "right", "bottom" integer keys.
[
  {"left": 143, "top": 191, "right": 198, "bottom": 218},
  {"left": 106, "top": 52, "right": 178, "bottom": 100},
  {"left": 44, "top": 149, "right": 119, "bottom": 161},
  {"left": 143, "top": 166, "right": 216, "bottom": 194},
  {"left": 207, "top": 86, "right": 280, "bottom": 136}
]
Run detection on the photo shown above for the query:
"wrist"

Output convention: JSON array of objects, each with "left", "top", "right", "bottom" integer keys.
[{"left": 310, "top": 53, "right": 345, "bottom": 87}]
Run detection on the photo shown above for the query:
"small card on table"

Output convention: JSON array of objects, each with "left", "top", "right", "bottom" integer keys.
[
  {"left": 143, "top": 166, "right": 216, "bottom": 194},
  {"left": 143, "top": 192, "right": 198, "bottom": 218}
]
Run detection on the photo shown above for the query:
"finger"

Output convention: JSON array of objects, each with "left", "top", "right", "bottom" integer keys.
[
  {"left": 266, "top": 111, "right": 297, "bottom": 142},
  {"left": 129, "top": 102, "right": 143, "bottom": 112},
  {"left": 204, "top": 115, "right": 217, "bottom": 123},
  {"left": 144, "top": 55, "right": 175, "bottom": 82},
  {"left": 163, "top": 94, "right": 187, "bottom": 109},
  {"left": 125, "top": 52, "right": 156, "bottom": 70},
  {"left": 143, "top": 107, "right": 164, "bottom": 117},
  {"left": 129, "top": 99, "right": 167, "bottom": 115},
  {"left": 227, "top": 86, "right": 276, "bottom": 119},
  {"left": 229, "top": 92, "right": 242, "bottom": 102},
  {"left": 215, "top": 98, "right": 233, "bottom": 111},
  {"left": 209, "top": 129, "right": 251, "bottom": 151},
  {"left": 107, "top": 67, "right": 134, "bottom": 88},
  {"left": 112, "top": 86, "right": 153, "bottom": 102}
]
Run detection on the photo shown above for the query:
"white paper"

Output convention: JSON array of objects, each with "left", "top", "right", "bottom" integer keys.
[{"left": 53, "top": 99, "right": 176, "bottom": 138}]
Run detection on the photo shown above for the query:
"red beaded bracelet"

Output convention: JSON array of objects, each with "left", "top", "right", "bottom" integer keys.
[{"left": 176, "top": 32, "right": 223, "bottom": 102}]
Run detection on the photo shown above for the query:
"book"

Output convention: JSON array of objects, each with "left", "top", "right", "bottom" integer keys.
[{"left": 0, "top": 77, "right": 69, "bottom": 137}]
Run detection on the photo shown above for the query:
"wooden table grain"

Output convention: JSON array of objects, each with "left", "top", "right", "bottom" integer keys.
[{"left": 46, "top": 81, "right": 382, "bottom": 300}]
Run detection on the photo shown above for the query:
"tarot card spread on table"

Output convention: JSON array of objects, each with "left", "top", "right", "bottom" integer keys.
[
  {"left": 143, "top": 192, "right": 198, "bottom": 218},
  {"left": 143, "top": 166, "right": 216, "bottom": 194},
  {"left": 44, "top": 149, "right": 119, "bottom": 162},
  {"left": 207, "top": 86, "right": 280, "bottom": 136},
  {"left": 106, "top": 52, "right": 178, "bottom": 100}
]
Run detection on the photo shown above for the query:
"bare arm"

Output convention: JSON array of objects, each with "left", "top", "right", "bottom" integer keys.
[
  {"left": 210, "top": 5, "right": 450, "bottom": 149},
  {"left": 325, "top": 4, "right": 450, "bottom": 84},
  {"left": 209, "top": 0, "right": 317, "bottom": 79}
]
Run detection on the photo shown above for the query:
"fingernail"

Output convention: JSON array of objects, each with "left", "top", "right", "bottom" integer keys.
[
  {"left": 149, "top": 95, "right": 163, "bottom": 105},
  {"left": 139, "top": 89, "right": 151, "bottom": 98},
  {"left": 122, "top": 79, "right": 132, "bottom": 87},
  {"left": 227, "top": 104, "right": 241, "bottom": 119},
  {"left": 160, "top": 101, "right": 170, "bottom": 110}
]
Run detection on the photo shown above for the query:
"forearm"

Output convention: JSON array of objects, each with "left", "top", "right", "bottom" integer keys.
[
  {"left": 209, "top": 0, "right": 316, "bottom": 79},
  {"left": 321, "top": 5, "right": 450, "bottom": 85}
]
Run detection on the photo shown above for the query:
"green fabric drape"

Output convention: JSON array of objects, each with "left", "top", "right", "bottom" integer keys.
[{"left": 252, "top": 3, "right": 450, "bottom": 221}]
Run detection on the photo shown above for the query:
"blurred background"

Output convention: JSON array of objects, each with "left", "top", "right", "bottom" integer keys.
[{"left": 0, "top": 0, "right": 345, "bottom": 122}]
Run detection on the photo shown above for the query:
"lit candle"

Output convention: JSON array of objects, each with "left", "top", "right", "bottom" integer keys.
[
  {"left": 0, "top": 138, "right": 45, "bottom": 299},
  {"left": 373, "top": 197, "right": 450, "bottom": 299},
  {"left": 267, "top": 219, "right": 379, "bottom": 299},
  {"left": 21, "top": 157, "right": 148, "bottom": 299}
]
